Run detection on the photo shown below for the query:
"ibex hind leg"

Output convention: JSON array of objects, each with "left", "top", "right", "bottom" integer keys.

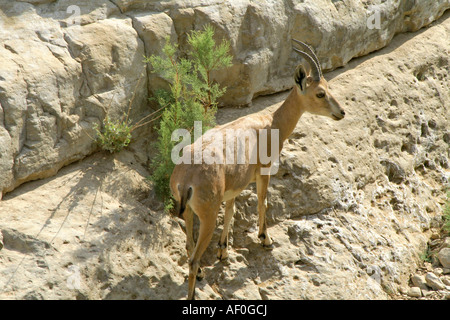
[
  {"left": 187, "top": 205, "right": 219, "bottom": 300},
  {"left": 183, "top": 205, "right": 205, "bottom": 280},
  {"left": 183, "top": 205, "right": 195, "bottom": 257}
]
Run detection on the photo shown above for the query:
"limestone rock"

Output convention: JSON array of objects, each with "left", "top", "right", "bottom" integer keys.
[
  {"left": 112, "top": 0, "right": 450, "bottom": 106},
  {"left": 0, "top": 1, "right": 147, "bottom": 197},
  {"left": 425, "top": 272, "right": 445, "bottom": 291},
  {"left": 411, "top": 274, "right": 428, "bottom": 290},
  {"left": 130, "top": 11, "right": 177, "bottom": 94},
  {"left": 1, "top": 0, "right": 449, "bottom": 196},
  {"left": 442, "top": 276, "right": 450, "bottom": 287},
  {"left": 407, "top": 287, "right": 422, "bottom": 298},
  {"left": 438, "top": 248, "right": 450, "bottom": 269}
]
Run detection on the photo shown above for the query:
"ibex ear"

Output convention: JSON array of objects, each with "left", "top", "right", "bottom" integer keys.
[{"left": 294, "top": 65, "right": 308, "bottom": 92}]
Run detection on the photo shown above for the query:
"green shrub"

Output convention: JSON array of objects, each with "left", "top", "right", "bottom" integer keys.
[
  {"left": 145, "top": 25, "right": 232, "bottom": 209},
  {"left": 94, "top": 115, "right": 132, "bottom": 153},
  {"left": 93, "top": 75, "right": 164, "bottom": 154},
  {"left": 420, "top": 246, "right": 432, "bottom": 263}
]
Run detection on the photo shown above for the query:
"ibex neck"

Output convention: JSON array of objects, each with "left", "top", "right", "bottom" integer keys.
[{"left": 272, "top": 88, "right": 306, "bottom": 144}]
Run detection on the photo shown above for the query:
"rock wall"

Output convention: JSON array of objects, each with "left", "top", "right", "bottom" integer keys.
[
  {"left": 0, "top": 0, "right": 147, "bottom": 196},
  {"left": 0, "top": 0, "right": 449, "bottom": 197},
  {"left": 0, "top": 2, "right": 448, "bottom": 300},
  {"left": 128, "top": 0, "right": 449, "bottom": 105},
  {"left": 0, "top": 13, "right": 448, "bottom": 299}
]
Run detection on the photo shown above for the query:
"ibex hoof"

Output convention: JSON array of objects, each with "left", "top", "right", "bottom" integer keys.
[
  {"left": 217, "top": 242, "right": 229, "bottom": 261},
  {"left": 217, "top": 252, "right": 229, "bottom": 261},
  {"left": 259, "top": 233, "right": 273, "bottom": 250},
  {"left": 196, "top": 267, "right": 204, "bottom": 281}
]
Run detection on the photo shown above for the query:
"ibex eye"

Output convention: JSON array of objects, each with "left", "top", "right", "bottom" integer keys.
[{"left": 316, "top": 92, "right": 325, "bottom": 98}]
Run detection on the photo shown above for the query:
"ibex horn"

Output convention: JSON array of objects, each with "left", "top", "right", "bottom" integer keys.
[{"left": 292, "top": 39, "right": 322, "bottom": 81}]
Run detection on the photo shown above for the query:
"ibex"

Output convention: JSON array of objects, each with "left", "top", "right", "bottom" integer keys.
[{"left": 170, "top": 40, "right": 345, "bottom": 300}]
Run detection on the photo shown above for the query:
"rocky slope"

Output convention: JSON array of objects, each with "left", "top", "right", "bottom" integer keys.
[
  {"left": 1, "top": 10, "right": 449, "bottom": 299},
  {"left": 0, "top": 1, "right": 449, "bottom": 300},
  {"left": 0, "top": 0, "right": 449, "bottom": 197}
]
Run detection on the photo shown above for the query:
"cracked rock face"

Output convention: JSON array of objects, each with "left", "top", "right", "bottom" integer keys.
[
  {"left": 1, "top": 12, "right": 448, "bottom": 300},
  {"left": 0, "top": 0, "right": 449, "bottom": 197},
  {"left": 0, "top": 0, "right": 147, "bottom": 197},
  {"left": 0, "top": 0, "right": 449, "bottom": 301},
  {"left": 119, "top": 0, "right": 450, "bottom": 105}
]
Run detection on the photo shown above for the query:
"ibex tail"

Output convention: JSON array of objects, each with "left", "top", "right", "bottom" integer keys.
[{"left": 178, "top": 186, "right": 193, "bottom": 218}]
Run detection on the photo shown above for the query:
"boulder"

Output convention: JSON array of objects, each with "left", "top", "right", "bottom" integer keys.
[
  {"left": 123, "top": 0, "right": 450, "bottom": 105},
  {"left": 425, "top": 272, "right": 445, "bottom": 291},
  {"left": 0, "top": 1, "right": 147, "bottom": 197},
  {"left": 407, "top": 287, "right": 422, "bottom": 298},
  {"left": 411, "top": 274, "right": 428, "bottom": 290},
  {"left": 438, "top": 248, "right": 450, "bottom": 269}
]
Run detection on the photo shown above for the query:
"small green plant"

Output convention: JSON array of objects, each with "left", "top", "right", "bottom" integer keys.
[
  {"left": 93, "top": 76, "right": 162, "bottom": 153},
  {"left": 145, "top": 25, "right": 232, "bottom": 210},
  {"left": 420, "top": 246, "right": 432, "bottom": 263},
  {"left": 94, "top": 115, "right": 132, "bottom": 153}
]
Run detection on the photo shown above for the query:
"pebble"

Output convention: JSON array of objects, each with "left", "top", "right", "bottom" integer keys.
[
  {"left": 442, "top": 276, "right": 450, "bottom": 286},
  {"left": 422, "top": 289, "right": 433, "bottom": 297},
  {"left": 442, "top": 237, "right": 450, "bottom": 248},
  {"left": 407, "top": 287, "right": 422, "bottom": 298},
  {"left": 398, "top": 286, "right": 408, "bottom": 295},
  {"left": 425, "top": 272, "right": 445, "bottom": 291},
  {"left": 437, "top": 248, "right": 450, "bottom": 269},
  {"left": 430, "top": 232, "right": 440, "bottom": 240},
  {"left": 433, "top": 268, "right": 443, "bottom": 276},
  {"left": 411, "top": 274, "right": 428, "bottom": 290}
]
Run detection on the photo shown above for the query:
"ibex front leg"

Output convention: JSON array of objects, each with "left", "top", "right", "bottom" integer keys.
[
  {"left": 256, "top": 173, "right": 273, "bottom": 249},
  {"left": 217, "top": 199, "right": 235, "bottom": 260}
]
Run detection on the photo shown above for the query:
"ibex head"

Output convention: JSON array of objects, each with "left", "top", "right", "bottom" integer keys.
[{"left": 292, "top": 39, "right": 345, "bottom": 121}]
